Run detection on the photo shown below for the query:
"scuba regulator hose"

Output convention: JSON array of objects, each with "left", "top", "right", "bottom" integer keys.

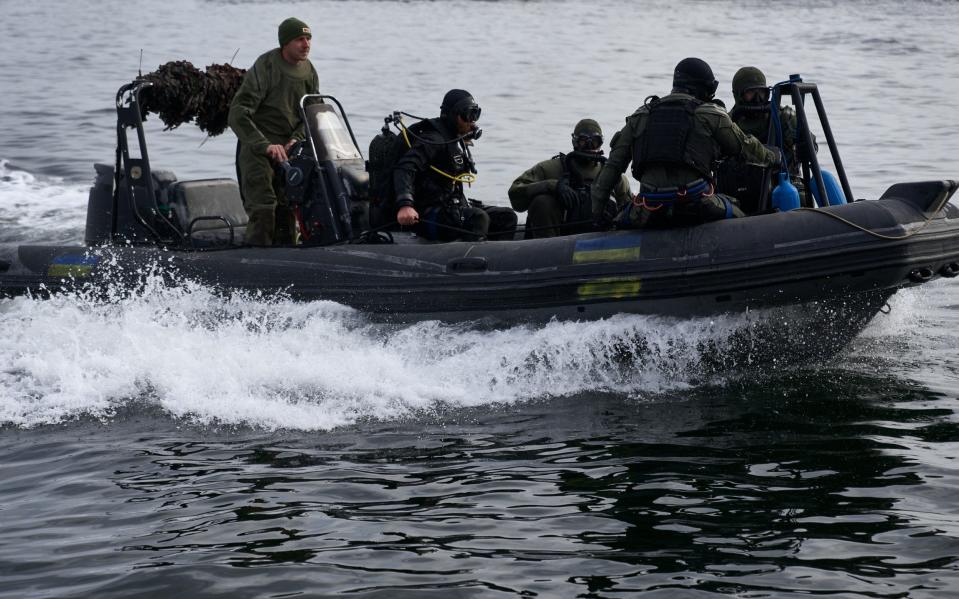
[{"left": 391, "top": 112, "right": 478, "bottom": 187}]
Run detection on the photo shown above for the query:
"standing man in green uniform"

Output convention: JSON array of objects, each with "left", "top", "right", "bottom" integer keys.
[
  {"left": 508, "top": 119, "right": 632, "bottom": 238},
  {"left": 228, "top": 17, "right": 320, "bottom": 246},
  {"left": 590, "top": 58, "right": 779, "bottom": 229}
]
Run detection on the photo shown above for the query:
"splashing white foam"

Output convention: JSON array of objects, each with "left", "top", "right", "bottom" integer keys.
[
  {"left": 3, "top": 163, "right": 955, "bottom": 430},
  {"left": 0, "top": 160, "right": 88, "bottom": 244},
  {"left": 0, "top": 267, "right": 810, "bottom": 431}
]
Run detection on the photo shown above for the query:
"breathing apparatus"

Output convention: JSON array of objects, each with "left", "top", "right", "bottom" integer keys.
[
  {"left": 569, "top": 118, "right": 606, "bottom": 165},
  {"left": 382, "top": 110, "right": 479, "bottom": 186},
  {"left": 572, "top": 132, "right": 603, "bottom": 152},
  {"left": 732, "top": 66, "right": 771, "bottom": 114},
  {"left": 568, "top": 149, "right": 607, "bottom": 165}
]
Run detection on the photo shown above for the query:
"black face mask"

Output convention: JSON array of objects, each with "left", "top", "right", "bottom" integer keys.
[
  {"left": 742, "top": 86, "right": 771, "bottom": 107},
  {"left": 572, "top": 133, "right": 603, "bottom": 152}
]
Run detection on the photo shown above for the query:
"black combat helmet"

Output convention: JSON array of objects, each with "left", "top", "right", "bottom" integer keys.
[
  {"left": 440, "top": 89, "right": 482, "bottom": 125},
  {"left": 672, "top": 57, "right": 719, "bottom": 101}
]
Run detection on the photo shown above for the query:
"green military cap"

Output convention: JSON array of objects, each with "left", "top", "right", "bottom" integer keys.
[{"left": 278, "top": 17, "right": 311, "bottom": 47}]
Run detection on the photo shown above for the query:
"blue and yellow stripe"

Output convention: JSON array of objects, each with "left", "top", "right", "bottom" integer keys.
[
  {"left": 572, "top": 235, "right": 642, "bottom": 264},
  {"left": 577, "top": 276, "right": 642, "bottom": 300},
  {"left": 47, "top": 253, "right": 99, "bottom": 278}
]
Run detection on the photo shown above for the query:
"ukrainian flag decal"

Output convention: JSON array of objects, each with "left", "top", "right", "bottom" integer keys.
[
  {"left": 48, "top": 253, "right": 99, "bottom": 278},
  {"left": 572, "top": 235, "right": 642, "bottom": 264},
  {"left": 577, "top": 276, "right": 642, "bottom": 300}
]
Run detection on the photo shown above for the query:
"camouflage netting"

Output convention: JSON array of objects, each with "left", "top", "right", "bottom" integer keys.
[{"left": 138, "top": 61, "right": 246, "bottom": 136}]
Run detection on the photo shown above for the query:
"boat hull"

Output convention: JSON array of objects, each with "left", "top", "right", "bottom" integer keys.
[{"left": 3, "top": 181, "right": 958, "bottom": 324}]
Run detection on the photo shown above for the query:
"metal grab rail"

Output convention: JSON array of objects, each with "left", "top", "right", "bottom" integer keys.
[
  {"left": 113, "top": 80, "right": 184, "bottom": 246},
  {"left": 764, "top": 76, "right": 855, "bottom": 211}
]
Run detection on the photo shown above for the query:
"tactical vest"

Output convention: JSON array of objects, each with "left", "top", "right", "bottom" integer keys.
[
  {"left": 557, "top": 152, "right": 598, "bottom": 226},
  {"left": 729, "top": 105, "right": 771, "bottom": 144},
  {"left": 631, "top": 97, "right": 717, "bottom": 181}
]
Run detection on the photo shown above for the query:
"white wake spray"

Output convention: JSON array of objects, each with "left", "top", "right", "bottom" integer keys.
[
  {"left": 2, "top": 164, "right": 952, "bottom": 431},
  {"left": 0, "top": 160, "right": 88, "bottom": 245}
]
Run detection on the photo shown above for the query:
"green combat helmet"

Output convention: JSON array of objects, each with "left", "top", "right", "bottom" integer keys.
[
  {"left": 571, "top": 118, "right": 603, "bottom": 153},
  {"left": 732, "top": 66, "right": 768, "bottom": 106}
]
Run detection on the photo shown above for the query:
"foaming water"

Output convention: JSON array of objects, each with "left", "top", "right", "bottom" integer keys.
[
  {"left": 2, "top": 271, "right": 810, "bottom": 430},
  {"left": 3, "top": 251, "right": 914, "bottom": 433},
  {"left": 0, "top": 160, "right": 87, "bottom": 244},
  {"left": 852, "top": 280, "right": 959, "bottom": 395}
]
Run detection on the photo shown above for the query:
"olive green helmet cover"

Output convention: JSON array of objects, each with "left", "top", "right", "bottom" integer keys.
[{"left": 732, "top": 66, "right": 767, "bottom": 103}]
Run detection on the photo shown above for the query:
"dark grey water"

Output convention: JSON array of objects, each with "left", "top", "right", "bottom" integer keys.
[{"left": 2, "top": 0, "right": 959, "bottom": 597}]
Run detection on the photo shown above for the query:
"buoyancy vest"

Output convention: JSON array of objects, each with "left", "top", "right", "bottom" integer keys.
[
  {"left": 558, "top": 152, "right": 602, "bottom": 226},
  {"left": 631, "top": 96, "right": 717, "bottom": 181}
]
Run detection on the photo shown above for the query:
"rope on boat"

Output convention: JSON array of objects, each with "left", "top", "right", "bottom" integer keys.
[{"left": 794, "top": 206, "right": 936, "bottom": 240}]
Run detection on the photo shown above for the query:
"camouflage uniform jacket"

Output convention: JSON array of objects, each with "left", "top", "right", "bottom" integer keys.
[
  {"left": 228, "top": 49, "right": 320, "bottom": 155},
  {"left": 590, "top": 92, "right": 777, "bottom": 217},
  {"left": 508, "top": 154, "right": 631, "bottom": 212},
  {"left": 730, "top": 103, "right": 813, "bottom": 176}
]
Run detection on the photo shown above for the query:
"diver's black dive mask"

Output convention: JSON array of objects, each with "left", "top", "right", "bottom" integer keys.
[
  {"left": 742, "top": 86, "right": 771, "bottom": 110},
  {"left": 572, "top": 132, "right": 603, "bottom": 152}
]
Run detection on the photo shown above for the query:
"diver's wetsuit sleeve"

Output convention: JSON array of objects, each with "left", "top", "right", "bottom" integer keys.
[
  {"left": 508, "top": 159, "right": 559, "bottom": 212},
  {"left": 591, "top": 121, "right": 635, "bottom": 217},
  {"left": 393, "top": 138, "right": 439, "bottom": 208}
]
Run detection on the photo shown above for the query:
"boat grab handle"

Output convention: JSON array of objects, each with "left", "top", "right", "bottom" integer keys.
[
  {"left": 940, "top": 262, "right": 959, "bottom": 278},
  {"left": 187, "top": 216, "right": 236, "bottom": 247},
  {"left": 908, "top": 267, "right": 935, "bottom": 283}
]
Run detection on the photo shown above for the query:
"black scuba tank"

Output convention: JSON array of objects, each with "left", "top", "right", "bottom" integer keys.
[{"left": 367, "top": 122, "right": 399, "bottom": 207}]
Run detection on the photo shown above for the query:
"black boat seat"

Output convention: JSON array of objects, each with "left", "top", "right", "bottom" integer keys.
[{"left": 168, "top": 178, "right": 248, "bottom": 245}]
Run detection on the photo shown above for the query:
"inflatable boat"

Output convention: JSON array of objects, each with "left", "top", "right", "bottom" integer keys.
[{"left": 1, "top": 79, "right": 958, "bottom": 327}]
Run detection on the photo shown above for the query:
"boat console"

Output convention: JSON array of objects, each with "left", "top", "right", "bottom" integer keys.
[{"left": 86, "top": 82, "right": 372, "bottom": 248}]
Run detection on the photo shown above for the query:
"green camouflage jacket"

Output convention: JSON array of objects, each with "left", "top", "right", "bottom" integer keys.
[
  {"left": 509, "top": 153, "right": 631, "bottom": 212},
  {"left": 590, "top": 92, "right": 777, "bottom": 217}
]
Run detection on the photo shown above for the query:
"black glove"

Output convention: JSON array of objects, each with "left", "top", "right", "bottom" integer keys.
[
  {"left": 594, "top": 199, "right": 619, "bottom": 230},
  {"left": 555, "top": 177, "right": 580, "bottom": 211}
]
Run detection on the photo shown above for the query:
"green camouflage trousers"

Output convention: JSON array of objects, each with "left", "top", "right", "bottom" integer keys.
[{"left": 236, "top": 143, "right": 297, "bottom": 246}]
